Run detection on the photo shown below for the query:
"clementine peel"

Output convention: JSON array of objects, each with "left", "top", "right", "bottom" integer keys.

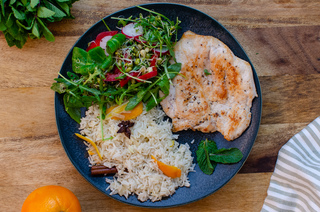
[{"left": 21, "top": 185, "right": 81, "bottom": 212}]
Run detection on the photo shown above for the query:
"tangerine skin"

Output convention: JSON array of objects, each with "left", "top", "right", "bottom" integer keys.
[{"left": 21, "top": 185, "right": 81, "bottom": 212}]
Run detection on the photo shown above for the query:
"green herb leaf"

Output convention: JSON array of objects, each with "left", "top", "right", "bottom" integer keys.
[
  {"left": 37, "top": 7, "right": 55, "bottom": 18},
  {"left": 51, "top": 82, "right": 67, "bottom": 94},
  {"left": 37, "top": 17, "right": 55, "bottom": 42},
  {"left": 209, "top": 148, "right": 243, "bottom": 164},
  {"left": 125, "top": 89, "right": 148, "bottom": 111},
  {"left": 157, "top": 75, "right": 170, "bottom": 95},
  {"left": 32, "top": 20, "right": 40, "bottom": 38},
  {"left": 0, "top": 20, "right": 7, "bottom": 31},
  {"left": 204, "top": 69, "right": 212, "bottom": 76},
  {"left": 196, "top": 139, "right": 244, "bottom": 175},
  {"left": 88, "top": 47, "right": 107, "bottom": 65},
  {"left": 30, "top": 0, "right": 39, "bottom": 8},
  {"left": 196, "top": 139, "right": 218, "bottom": 175},
  {"left": 72, "top": 47, "right": 89, "bottom": 74},
  {"left": 45, "top": 2, "right": 66, "bottom": 19},
  {"left": 11, "top": 7, "right": 25, "bottom": 20}
]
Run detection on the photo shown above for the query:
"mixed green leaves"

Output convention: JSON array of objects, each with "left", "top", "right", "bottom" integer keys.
[
  {"left": 0, "top": 0, "right": 78, "bottom": 48},
  {"left": 196, "top": 139, "right": 243, "bottom": 175},
  {"left": 51, "top": 7, "right": 182, "bottom": 124}
]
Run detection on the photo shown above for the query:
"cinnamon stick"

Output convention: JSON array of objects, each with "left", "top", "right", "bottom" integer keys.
[{"left": 90, "top": 165, "right": 117, "bottom": 176}]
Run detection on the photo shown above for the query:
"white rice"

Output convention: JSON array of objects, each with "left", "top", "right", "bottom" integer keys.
[{"left": 79, "top": 104, "right": 194, "bottom": 202}]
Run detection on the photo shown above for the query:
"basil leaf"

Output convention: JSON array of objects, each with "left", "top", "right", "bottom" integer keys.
[
  {"left": 37, "top": 7, "right": 55, "bottom": 18},
  {"left": 72, "top": 47, "right": 89, "bottom": 74},
  {"left": 209, "top": 148, "right": 243, "bottom": 164},
  {"left": 196, "top": 139, "right": 218, "bottom": 175}
]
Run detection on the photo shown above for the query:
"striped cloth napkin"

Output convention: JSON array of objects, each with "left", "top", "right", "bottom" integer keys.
[{"left": 261, "top": 117, "right": 320, "bottom": 212}]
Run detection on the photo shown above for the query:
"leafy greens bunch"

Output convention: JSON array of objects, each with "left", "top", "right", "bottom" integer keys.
[
  {"left": 51, "top": 7, "right": 182, "bottom": 125},
  {"left": 196, "top": 139, "right": 244, "bottom": 175},
  {"left": 0, "top": 0, "right": 78, "bottom": 48}
]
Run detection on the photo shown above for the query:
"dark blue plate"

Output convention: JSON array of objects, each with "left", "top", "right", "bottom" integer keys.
[{"left": 55, "top": 3, "right": 262, "bottom": 208}]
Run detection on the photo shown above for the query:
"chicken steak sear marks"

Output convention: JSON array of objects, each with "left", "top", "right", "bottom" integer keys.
[{"left": 161, "top": 31, "right": 257, "bottom": 141}]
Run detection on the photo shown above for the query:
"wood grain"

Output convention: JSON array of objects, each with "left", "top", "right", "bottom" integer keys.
[{"left": 1, "top": 0, "right": 320, "bottom": 211}]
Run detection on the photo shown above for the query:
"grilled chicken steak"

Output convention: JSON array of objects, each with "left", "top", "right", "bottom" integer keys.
[{"left": 161, "top": 31, "right": 257, "bottom": 141}]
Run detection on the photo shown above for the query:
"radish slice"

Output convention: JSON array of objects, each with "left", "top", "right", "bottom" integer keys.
[
  {"left": 86, "top": 41, "right": 98, "bottom": 51},
  {"left": 95, "top": 31, "right": 118, "bottom": 50},
  {"left": 122, "top": 23, "right": 143, "bottom": 39},
  {"left": 134, "top": 36, "right": 147, "bottom": 43},
  {"left": 153, "top": 46, "right": 169, "bottom": 55},
  {"left": 99, "top": 35, "right": 113, "bottom": 50}
]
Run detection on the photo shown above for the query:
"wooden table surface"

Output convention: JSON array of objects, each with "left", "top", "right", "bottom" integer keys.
[{"left": 1, "top": 0, "right": 320, "bottom": 211}]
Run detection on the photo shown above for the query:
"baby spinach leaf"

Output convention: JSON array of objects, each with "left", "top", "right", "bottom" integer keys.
[
  {"left": 209, "top": 148, "right": 243, "bottom": 164},
  {"left": 72, "top": 47, "right": 89, "bottom": 74},
  {"left": 65, "top": 106, "right": 81, "bottom": 123},
  {"left": 88, "top": 47, "right": 107, "bottom": 65}
]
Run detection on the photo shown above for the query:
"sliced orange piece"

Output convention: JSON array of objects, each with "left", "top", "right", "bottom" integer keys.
[{"left": 151, "top": 155, "right": 181, "bottom": 178}]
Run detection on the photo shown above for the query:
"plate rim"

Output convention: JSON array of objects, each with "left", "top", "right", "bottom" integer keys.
[{"left": 55, "top": 2, "right": 262, "bottom": 208}]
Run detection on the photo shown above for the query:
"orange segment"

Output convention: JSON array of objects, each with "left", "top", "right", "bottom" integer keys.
[
  {"left": 151, "top": 155, "right": 181, "bottom": 178},
  {"left": 21, "top": 185, "right": 81, "bottom": 212},
  {"left": 106, "top": 102, "right": 143, "bottom": 120}
]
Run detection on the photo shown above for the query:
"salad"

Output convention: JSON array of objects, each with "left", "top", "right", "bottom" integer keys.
[{"left": 51, "top": 6, "right": 182, "bottom": 128}]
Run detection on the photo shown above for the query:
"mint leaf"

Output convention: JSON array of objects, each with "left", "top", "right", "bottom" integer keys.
[
  {"left": 11, "top": 7, "right": 25, "bottom": 20},
  {"left": 32, "top": 20, "right": 40, "bottom": 38},
  {"left": 37, "top": 17, "right": 55, "bottom": 42},
  {"left": 196, "top": 139, "right": 243, "bottom": 175},
  {"left": 37, "top": 7, "right": 55, "bottom": 18},
  {"left": 210, "top": 148, "right": 243, "bottom": 164},
  {"left": 30, "top": 0, "right": 39, "bottom": 8},
  {"left": 45, "top": 2, "right": 66, "bottom": 19},
  {"left": 0, "top": 20, "right": 7, "bottom": 31},
  {"left": 196, "top": 139, "right": 218, "bottom": 175}
]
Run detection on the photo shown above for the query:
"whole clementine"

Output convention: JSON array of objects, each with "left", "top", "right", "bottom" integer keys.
[{"left": 21, "top": 185, "right": 81, "bottom": 212}]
